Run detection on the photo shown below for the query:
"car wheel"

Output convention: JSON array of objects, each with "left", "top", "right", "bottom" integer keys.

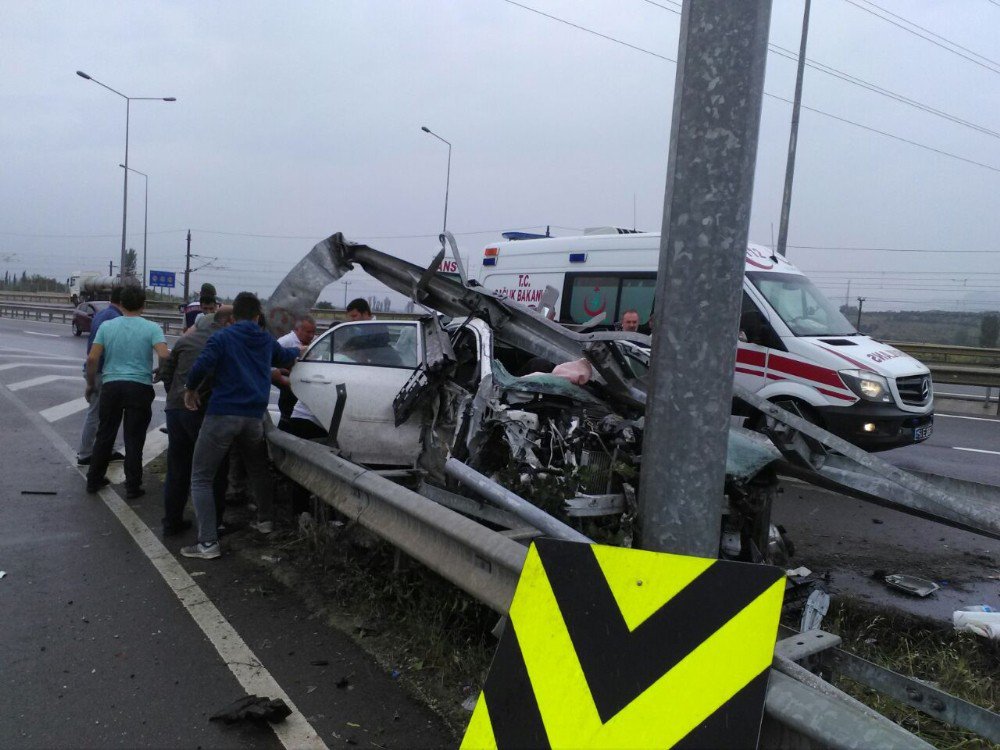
[
  {"left": 72, "top": 322, "right": 82, "bottom": 337},
  {"left": 747, "top": 398, "right": 823, "bottom": 433}
]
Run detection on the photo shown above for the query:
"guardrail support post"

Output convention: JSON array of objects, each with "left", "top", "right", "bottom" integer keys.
[{"left": 638, "top": 0, "right": 772, "bottom": 557}]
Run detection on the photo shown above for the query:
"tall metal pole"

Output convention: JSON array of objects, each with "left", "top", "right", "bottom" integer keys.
[
  {"left": 121, "top": 98, "right": 130, "bottom": 280},
  {"left": 856, "top": 296, "right": 865, "bottom": 329},
  {"left": 142, "top": 173, "right": 148, "bottom": 288},
  {"left": 637, "top": 0, "right": 773, "bottom": 557},
  {"left": 421, "top": 126, "right": 452, "bottom": 251},
  {"left": 775, "top": 0, "right": 811, "bottom": 258},
  {"left": 120, "top": 165, "right": 148, "bottom": 288},
  {"left": 183, "top": 230, "right": 192, "bottom": 304},
  {"left": 76, "top": 71, "right": 175, "bottom": 281}
]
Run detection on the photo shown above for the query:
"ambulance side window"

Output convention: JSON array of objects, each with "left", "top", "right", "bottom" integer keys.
[
  {"left": 740, "top": 292, "right": 784, "bottom": 350},
  {"left": 561, "top": 273, "right": 655, "bottom": 326}
]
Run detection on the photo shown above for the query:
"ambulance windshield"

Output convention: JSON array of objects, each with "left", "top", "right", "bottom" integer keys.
[{"left": 748, "top": 272, "right": 856, "bottom": 337}]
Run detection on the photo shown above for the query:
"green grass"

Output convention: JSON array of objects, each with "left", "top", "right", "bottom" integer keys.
[{"left": 820, "top": 601, "right": 999, "bottom": 750}]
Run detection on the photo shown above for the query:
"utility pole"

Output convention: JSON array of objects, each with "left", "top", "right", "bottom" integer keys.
[
  {"left": 341, "top": 280, "right": 351, "bottom": 309},
  {"left": 183, "top": 230, "right": 192, "bottom": 304},
  {"left": 108, "top": 260, "right": 113, "bottom": 276},
  {"left": 637, "top": 0, "right": 773, "bottom": 557},
  {"left": 776, "top": 0, "right": 811, "bottom": 257},
  {"left": 856, "top": 296, "right": 865, "bottom": 329}
]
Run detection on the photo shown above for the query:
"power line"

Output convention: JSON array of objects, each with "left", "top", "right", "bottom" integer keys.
[
  {"left": 501, "top": 0, "right": 1000, "bottom": 175},
  {"left": 640, "top": 0, "right": 1000, "bottom": 141},
  {"left": 840, "top": 0, "right": 1000, "bottom": 76},
  {"left": 501, "top": 0, "right": 676, "bottom": 62}
]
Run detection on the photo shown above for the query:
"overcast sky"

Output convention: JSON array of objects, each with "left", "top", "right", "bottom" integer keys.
[{"left": 4, "top": 0, "right": 1000, "bottom": 311}]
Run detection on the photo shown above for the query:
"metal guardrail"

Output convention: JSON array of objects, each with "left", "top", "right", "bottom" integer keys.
[
  {"left": 889, "top": 341, "right": 1000, "bottom": 368},
  {"left": 266, "top": 428, "right": 950, "bottom": 749}
]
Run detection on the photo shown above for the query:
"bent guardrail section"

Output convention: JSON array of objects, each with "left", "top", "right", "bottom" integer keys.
[{"left": 265, "top": 429, "right": 942, "bottom": 749}]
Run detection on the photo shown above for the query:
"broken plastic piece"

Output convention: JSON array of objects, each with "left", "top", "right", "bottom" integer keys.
[
  {"left": 800, "top": 588, "right": 830, "bottom": 632},
  {"left": 209, "top": 695, "right": 292, "bottom": 724},
  {"left": 785, "top": 566, "right": 813, "bottom": 579},
  {"left": 0, "top": 571, "right": 6, "bottom": 580},
  {"left": 883, "top": 574, "right": 940, "bottom": 597}
]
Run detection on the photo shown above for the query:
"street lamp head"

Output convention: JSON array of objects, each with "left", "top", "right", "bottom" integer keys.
[
  {"left": 163, "top": 97, "right": 176, "bottom": 102},
  {"left": 421, "top": 126, "right": 431, "bottom": 133},
  {"left": 76, "top": 70, "right": 92, "bottom": 80}
]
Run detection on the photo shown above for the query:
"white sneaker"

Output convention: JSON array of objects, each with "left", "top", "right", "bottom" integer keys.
[
  {"left": 252, "top": 521, "right": 274, "bottom": 535},
  {"left": 180, "top": 541, "right": 221, "bottom": 560}
]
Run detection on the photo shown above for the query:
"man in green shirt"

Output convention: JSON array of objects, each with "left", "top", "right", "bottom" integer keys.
[{"left": 85, "top": 285, "right": 170, "bottom": 497}]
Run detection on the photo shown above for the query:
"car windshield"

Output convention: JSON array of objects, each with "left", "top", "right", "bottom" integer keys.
[{"left": 748, "top": 272, "right": 855, "bottom": 337}]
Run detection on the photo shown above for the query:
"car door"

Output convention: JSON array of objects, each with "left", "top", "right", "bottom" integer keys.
[{"left": 291, "top": 321, "right": 424, "bottom": 466}]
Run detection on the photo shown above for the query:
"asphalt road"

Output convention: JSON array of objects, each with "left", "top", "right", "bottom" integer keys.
[{"left": 0, "top": 316, "right": 451, "bottom": 749}]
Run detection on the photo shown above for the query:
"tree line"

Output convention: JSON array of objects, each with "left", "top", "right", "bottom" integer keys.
[{"left": 0, "top": 271, "right": 68, "bottom": 293}]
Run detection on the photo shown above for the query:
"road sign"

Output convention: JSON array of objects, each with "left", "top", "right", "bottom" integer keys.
[
  {"left": 149, "top": 270, "right": 176, "bottom": 288},
  {"left": 461, "top": 539, "right": 785, "bottom": 750}
]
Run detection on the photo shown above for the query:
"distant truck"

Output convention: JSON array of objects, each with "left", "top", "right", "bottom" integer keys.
[{"left": 68, "top": 272, "right": 122, "bottom": 305}]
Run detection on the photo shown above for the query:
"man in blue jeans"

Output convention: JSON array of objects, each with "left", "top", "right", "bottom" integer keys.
[
  {"left": 85, "top": 285, "right": 169, "bottom": 496},
  {"left": 77, "top": 286, "right": 126, "bottom": 466},
  {"left": 181, "top": 292, "right": 302, "bottom": 560},
  {"left": 159, "top": 307, "right": 234, "bottom": 536}
]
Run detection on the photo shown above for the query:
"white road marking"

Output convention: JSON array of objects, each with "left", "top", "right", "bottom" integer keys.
[
  {"left": 953, "top": 446, "right": 1000, "bottom": 456},
  {"left": 106, "top": 426, "right": 170, "bottom": 484},
  {"left": 41, "top": 397, "right": 89, "bottom": 422},
  {"left": 23, "top": 330, "right": 59, "bottom": 337},
  {"left": 0, "top": 374, "right": 328, "bottom": 750},
  {"left": 0, "top": 362, "right": 81, "bottom": 372},
  {"left": 937, "top": 413, "right": 999, "bottom": 423},
  {"left": 8, "top": 374, "right": 79, "bottom": 391},
  {"left": 0, "top": 347, "right": 80, "bottom": 360}
]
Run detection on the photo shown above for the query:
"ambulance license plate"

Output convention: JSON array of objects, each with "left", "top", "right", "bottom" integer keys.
[{"left": 913, "top": 424, "right": 933, "bottom": 441}]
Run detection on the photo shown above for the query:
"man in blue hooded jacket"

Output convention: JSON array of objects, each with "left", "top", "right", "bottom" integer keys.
[{"left": 180, "top": 292, "right": 302, "bottom": 559}]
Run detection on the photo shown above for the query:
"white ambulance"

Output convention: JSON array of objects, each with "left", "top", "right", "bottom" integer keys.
[{"left": 475, "top": 230, "right": 934, "bottom": 452}]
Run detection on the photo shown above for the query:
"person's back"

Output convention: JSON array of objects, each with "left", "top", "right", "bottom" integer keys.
[
  {"left": 188, "top": 318, "right": 293, "bottom": 418},
  {"left": 98, "top": 316, "right": 166, "bottom": 385}
]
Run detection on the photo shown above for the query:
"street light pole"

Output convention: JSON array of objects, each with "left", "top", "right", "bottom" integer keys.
[
  {"left": 120, "top": 165, "right": 148, "bottom": 288},
  {"left": 421, "top": 126, "right": 452, "bottom": 251},
  {"left": 856, "top": 296, "right": 866, "bottom": 330},
  {"left": 77, "top": 71, "right": 175, "bottom": 282}
]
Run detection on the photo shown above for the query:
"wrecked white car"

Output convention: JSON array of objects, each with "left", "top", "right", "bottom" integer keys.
[{"left": 279, "top": 235, "right": 790, "bottom": 562}]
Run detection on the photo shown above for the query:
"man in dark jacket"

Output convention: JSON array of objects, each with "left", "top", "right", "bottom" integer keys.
[
  {"left": 180, "top": 292, "right": 302, "bottom": 560},
  {"left": 159, "top": 307, "right": 234, "bottom": 536}
]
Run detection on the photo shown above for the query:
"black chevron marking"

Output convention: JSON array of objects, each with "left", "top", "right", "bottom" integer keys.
[
  {"left": 534, "top": 538, "right": 782, "bottom": 723},
  {"left": 671, "top": 669, "right": 770, "bottom": 750},
  {"left": 482, "top": 620, "right": 551, "bottom": 750}
]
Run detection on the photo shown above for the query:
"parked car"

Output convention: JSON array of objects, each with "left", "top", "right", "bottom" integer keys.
[{"left": 72, "top": 300, "right": 110, "bottom": 337}]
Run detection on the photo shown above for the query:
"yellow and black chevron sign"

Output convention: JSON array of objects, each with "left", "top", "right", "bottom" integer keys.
[{"left": 462, "top": 538, "right": 785, "bottom": 749}]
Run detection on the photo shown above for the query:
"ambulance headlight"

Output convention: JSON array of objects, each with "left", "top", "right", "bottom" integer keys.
[{"left": 840, "top": 370, "right": 892, "bottom": 402}]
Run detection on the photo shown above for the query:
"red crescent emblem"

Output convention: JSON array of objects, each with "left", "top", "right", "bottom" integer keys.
[{"left": 582, "top": 287, "right": 606, "bottom": 317}]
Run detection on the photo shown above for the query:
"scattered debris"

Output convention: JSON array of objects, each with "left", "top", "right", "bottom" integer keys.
[
  {"left": 871, "top": 518, "right": 884, "bottom": 525},
  {"left": 785, "top": 566, "right": 812, "bottom": 579},
  {"left": 20, "top": 490, "right": 58, "bottom": 496},
  {"left": 461, "top": 695, "right": 478, "bottom": 712},
  {"left": 310, "top": 659, "right": 329, "bottom": 667},
  {"left": 335, "top": 676, "right": 351, "bottom": 689},
  {"left": 209, "top": 695, "right": 292, "bottom": 724},
  {"left": 260, "top": 555, "right": 282, "bottom": 564},
  {"left": 0, "top": 571, "right": 6, "bottom": 580},
  {"left": 800, "top": 587, "right": 830, "bottom": 632},
  {"left": 882, "top": 574, "right": 940, "bottom": 598},
  {"left": 953, "top": 610, "right": 1000, "bottom": 640}
]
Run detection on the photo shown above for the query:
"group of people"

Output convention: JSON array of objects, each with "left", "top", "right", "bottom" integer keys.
[{"left": 79, "top": 283, "right": 302, "bottom": 561}]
